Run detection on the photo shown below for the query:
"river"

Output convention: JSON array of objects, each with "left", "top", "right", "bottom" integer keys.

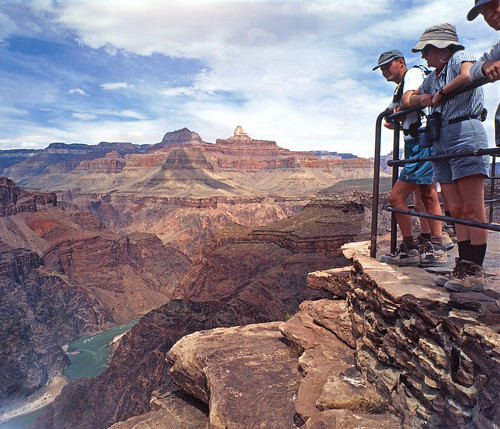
[{"left": 0, "top": 320, "right": 138, "bottom": 429}]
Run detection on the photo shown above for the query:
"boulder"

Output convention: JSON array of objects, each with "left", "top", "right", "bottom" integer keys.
[{"left": 167, "top": 322, "right": 300, "bottom": 429}]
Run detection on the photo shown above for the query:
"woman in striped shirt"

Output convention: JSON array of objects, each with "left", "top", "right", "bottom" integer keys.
[{"left": 409, "top": 23, "right": 490, "bottom": 292}]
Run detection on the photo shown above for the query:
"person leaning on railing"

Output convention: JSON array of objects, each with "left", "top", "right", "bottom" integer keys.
[
  {"left": 372, "top": 50, "right": 448, "bottom": 268},
  {"left": 408, "top": 23, "right": 490, "bottom": 292},
  {"left": 467, "top": 0, "right": 500, "bottom": 147}
]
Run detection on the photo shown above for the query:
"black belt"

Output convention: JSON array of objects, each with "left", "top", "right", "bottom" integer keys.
[{"left": 442, "top": 115, "right": 479, "bottom": 127}]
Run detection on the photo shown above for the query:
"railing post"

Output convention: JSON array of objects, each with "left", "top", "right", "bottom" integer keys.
[
  {"left": 490, "top": 155, "right": 497, "bottom": 223},
  {"left": 391, "top": 122, "right": 400, "bottom": 254},
  {"left": 371, "top": 110, "right": 389, "bottom": 258}
]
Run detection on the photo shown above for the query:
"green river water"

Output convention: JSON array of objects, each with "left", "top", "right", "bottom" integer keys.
[{"left": 0, "top": 320, "right": 138, "bottom": 429}]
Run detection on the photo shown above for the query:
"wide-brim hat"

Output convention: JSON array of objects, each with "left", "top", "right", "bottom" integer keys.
[
  {"left": 372, "top": 49, "right": 404, "bottom": 71},
  {"left": 412, "top": 23, "right": 465, "bottom": 52},
  {"left": 467, "top": 0, "right": 493, "bottom": 21}
]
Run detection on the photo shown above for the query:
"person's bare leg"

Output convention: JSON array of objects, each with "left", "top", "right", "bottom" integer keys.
[
  {"left": 440, "top": 182, "right": 468, "bottom": 242},
  {"left": 389, "top": 180, "right": 417, "bottom": 238},
  {"left": 417, "top": 183, "right": 442, "bottom": 238},
  {"left": 413, "top": 189, "right": 430, "bottom": 235},
  {"left": 456, "top": 174, "right": 487, "bottom": 245}
]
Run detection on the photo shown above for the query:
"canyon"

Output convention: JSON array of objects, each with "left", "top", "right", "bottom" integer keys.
[
  {"left": 1, "top": 127, "right": 377, "bottom": 260},
  {"left": 1, "top": 127, "right": 381, "bottom": 426},
  {"left": 29, "top": 188, "right": 381, "bottom": 429},
  {"left": 4, "top": 126, "right": 497, "bottom": 428},
  {"left": 0, "top": 177, "right": 191, "bottom": 412}
]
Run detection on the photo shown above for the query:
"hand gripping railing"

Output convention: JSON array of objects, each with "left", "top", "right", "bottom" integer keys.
[{"left": 370, "top": 76, "right": 499, "bottom": 258}]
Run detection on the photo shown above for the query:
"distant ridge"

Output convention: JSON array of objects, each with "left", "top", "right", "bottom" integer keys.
[{"left": 310, "top": 150, "right": 358, "bottom": 159}]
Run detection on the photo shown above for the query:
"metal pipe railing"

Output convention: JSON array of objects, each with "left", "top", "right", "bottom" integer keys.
[
  {"left": 387, "top": 148, "right": 500, "bottom": 167},
  {"left": 386, "top": 207, "right": 500, "bottom": 232},
  {"left": 370, "top": 75, "right": 497, "bottom": 258}
]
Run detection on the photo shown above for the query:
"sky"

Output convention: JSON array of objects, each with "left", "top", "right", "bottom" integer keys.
[{"left": 0, "top": 0, "right": 498, "bottom": 157}]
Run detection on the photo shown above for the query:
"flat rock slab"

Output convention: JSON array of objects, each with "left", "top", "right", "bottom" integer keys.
[
  {"left": 108, "top": 391, "right": 209, "bottom": 429},
  {"left": 303, "top": 408, "right": 401, "bottom": 429},
  {"left": 167, "top": 322, "right": 300, "bottom": 429}
]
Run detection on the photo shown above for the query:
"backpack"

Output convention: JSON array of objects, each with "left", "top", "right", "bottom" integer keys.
[
  {"left": 392, "top": 65, "right": 430, "bottom": 105},
  {"left": 392, "top": 65, "right": 430, "bottom": 137}
]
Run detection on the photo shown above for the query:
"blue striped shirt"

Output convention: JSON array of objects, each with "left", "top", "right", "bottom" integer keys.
[{"left": 419, "top": 50, "right": 484, "bottom": 120}]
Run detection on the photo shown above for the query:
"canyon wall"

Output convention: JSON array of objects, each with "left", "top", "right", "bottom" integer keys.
[
  {"left": 0, "top": 178, "right": 192, "bottom": 404},
  {"left": 30, "top": 190, "right": 375, "bottom": 429}
]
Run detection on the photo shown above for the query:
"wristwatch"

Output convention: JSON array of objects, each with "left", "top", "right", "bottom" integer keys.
[{"left": 438, "top": 86, "right": 446, "bottom": 95}]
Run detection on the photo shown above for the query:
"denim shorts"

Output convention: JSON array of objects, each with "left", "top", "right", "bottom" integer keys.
[
  {"left": 432, "top": 119, "right": 490, "bottom": 183},
  {"left": 399, "top": 138, "right": 434, "bottom": 185}
]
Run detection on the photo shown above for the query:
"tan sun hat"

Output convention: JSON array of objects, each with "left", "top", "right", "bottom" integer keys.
[{"left": 412, "top": 23, "right": 465, "bottom": 53}]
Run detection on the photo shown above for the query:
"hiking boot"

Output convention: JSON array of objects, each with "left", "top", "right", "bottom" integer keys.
[
  {"left": 416, "top": 235, "right": 431, "bottom": 253},
  {"left": 419, "top": 242, "right": 447, "bottom": 267},
  {"left": 434, "top": 257, "right": 462, "bottom": 286},
  {"left": 444, "top": 259, "right": 484, "bottom": 292},
  {"left": 442, "top": 231, "right": 454, "bottom": 251},
  {"left": 380, "top": 242, "right": 420, "bottom": 266}
]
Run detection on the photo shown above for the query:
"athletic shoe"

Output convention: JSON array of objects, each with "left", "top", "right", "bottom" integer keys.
[
  {"left": 435, "top": 257, "right": 462, "bottom": 286},
  {"left": 442, "top": 231, "right": 454, "bottom": 251},
  {"left": 419, "top": 242, "right": 447, "bottom": 267},
  {"left": 444, "top": 259, "right": 484, "bottom": 292},
  {"left": 416, "top": 235, "right": 431, "bottom": 253},
  {"left": 380, "top": 242, "right": 420, "bottom": 266}
]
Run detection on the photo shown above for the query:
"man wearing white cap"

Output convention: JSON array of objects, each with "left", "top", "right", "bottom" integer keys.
[{"left": 468, "top": 0, "right": 500, "bottom": 147}]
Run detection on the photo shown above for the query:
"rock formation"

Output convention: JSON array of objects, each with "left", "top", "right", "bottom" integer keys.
[
  {"left": 2, "top": 127, "right": 376, "bottom": 196},
  {"left": 73, "top": 151, "right": 126, "bottom": 174},
  {"left": 152, "top": 128, "right": 206, "bottom": 151},
  {"left": 0, "top": 178, "right": 191, "bottom": 407},
  {"left": 0, "top": 128, "right": 381, "bottom": 263},
  {"left": 166, "top": 322, "right": 300, "bottom": 428},
  {"left": 2, "top": 142, "right": 151, "bottom": 188},
  {"left": 291, "top": 241, "right": 500, "bottom": 428},
  {"left": 0, "top": 177, "right": 57, "bottom": 216},
  {"left": 30, "top": 190, "right": 373, "bottom": 429},
  {"left": 78, "top": 238, "right": 499, "bottom": 429}
]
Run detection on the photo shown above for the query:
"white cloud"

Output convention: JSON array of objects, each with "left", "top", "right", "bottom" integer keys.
[
  {"left": 0, "top": 0, "right": 498, "bottom": 156},
  {"left": 69, "top": 88, "right": 89, "bottom": 96},
  {"left": 72, "top": 112, "right": 97, "bottom": 120},
  {"left": 100, "top": 82, "right": 130, "bottom": 90}
]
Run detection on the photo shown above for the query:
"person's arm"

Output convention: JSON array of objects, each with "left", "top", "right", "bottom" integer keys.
[
  {"left": 471, "top": 42, "right": 500, "bottom": 81},
  {"left": 400, "top": 89, "right": 416, "bottom": 110},
  {"left": 479, "top": 60, "right": 500, "bottom": 81},
  {"left": 432, "top": 61, "right": 473, "bottom": 106},
  {"left": 409, "top": 88, "right": 434, "bottom": 108}
]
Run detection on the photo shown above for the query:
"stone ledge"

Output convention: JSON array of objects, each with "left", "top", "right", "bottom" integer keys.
[{"left": 304, "top": 240, "right": 500, "bottom": 428}]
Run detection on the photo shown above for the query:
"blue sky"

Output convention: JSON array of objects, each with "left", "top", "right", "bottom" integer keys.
[{"left": 0, "top": 0, "right": 498, "bottom": 156}]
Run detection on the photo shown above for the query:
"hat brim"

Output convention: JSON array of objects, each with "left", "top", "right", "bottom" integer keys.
[
  {"left": 467, "top": 6, "right": 481, "bottom": 20},
  {"left": 412, "top": 41, "right": 465, "bottom": 53},
  {"left": 372, "top": 56, "right": 401, "bottom": 71},
  {"left": 467, "top": 0, "right": 493, "bottom": 21}
]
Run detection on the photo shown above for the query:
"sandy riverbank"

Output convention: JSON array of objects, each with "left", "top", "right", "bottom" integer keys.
[{"left": 0, "top": 374, "right": 68, "bottom": 424}]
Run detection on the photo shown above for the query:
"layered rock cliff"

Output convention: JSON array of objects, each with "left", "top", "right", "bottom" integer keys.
[
  {"left": 0, "top": 178, "right": 192, "bottom": 407},
  {"left": 2, "top": 127, "right": 376, "bottom": 197},
  {"left": 103, "top": 240, "right": 498, "bottom": 429},
  {"left": 30, "top": 190, "right": 373, "bottom": 429},
  {"left": 1, "top": 128, "right": 380, "bottom": 263}
]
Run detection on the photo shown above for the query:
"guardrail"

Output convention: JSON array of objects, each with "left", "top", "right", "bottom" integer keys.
[{"left": 370, "top": 76, "right": 499, "bottom": 258}]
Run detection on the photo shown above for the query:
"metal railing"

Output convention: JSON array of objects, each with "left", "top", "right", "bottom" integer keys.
[{"left": 370, "top": 76, "right": 500, "bottom": 258}]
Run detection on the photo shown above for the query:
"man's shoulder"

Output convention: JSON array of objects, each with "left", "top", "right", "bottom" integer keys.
[
  {"left": 402, "top": 66, "right": 425, "bottom": 91},
  {"left": 406, "top": 66, "right": 426, "bottom": 78}
]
